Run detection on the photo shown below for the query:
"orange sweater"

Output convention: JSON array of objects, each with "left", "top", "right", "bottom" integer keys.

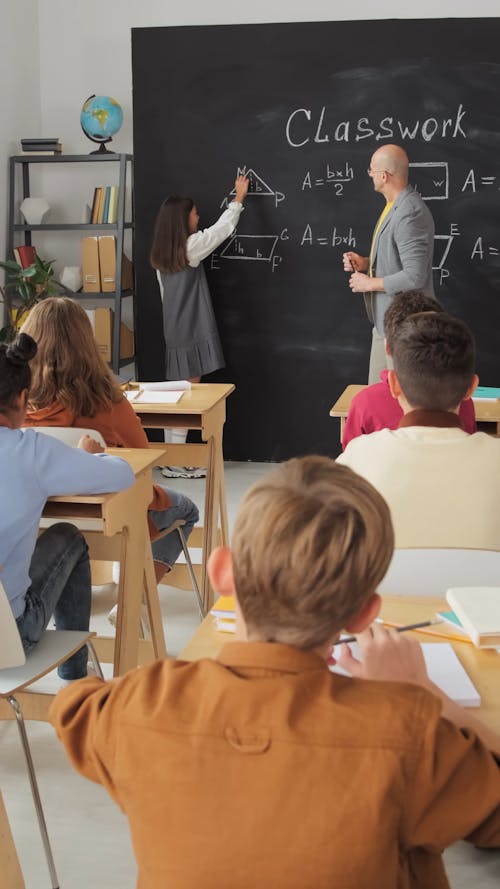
[
  {"left": 50, "top": 642, "right": 500, "bottom": 889},
  {"left": 24, "top": 397, "right": 171, "bottom": 521}
]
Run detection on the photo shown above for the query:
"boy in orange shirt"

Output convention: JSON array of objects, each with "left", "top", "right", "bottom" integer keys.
[{"left": 51, "top": 457, "right": 500, "bottom": 888}]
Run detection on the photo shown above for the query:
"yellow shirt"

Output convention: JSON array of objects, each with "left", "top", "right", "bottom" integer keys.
[{"left": 369, "top": 201, "right": 393, "bottom": 276}]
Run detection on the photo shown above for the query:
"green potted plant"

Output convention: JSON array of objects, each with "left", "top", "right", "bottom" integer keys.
[{"left": 0, "top": 253, "right": 65, "bottom": 342}]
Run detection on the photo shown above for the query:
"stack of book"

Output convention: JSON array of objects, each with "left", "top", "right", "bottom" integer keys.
[
  {"left": 20, "top": 138, "right": 62, "bottom": 155},
  {"left": 210, "top": 595, "right": 236, "bottom": 633},
  {"left": 90, "top": 186, "right": 119, "bottom": 224}
]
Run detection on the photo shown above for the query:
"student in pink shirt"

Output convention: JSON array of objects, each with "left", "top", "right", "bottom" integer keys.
[{"left": 342, "top": 291, "right": 476, "bottom": 449}]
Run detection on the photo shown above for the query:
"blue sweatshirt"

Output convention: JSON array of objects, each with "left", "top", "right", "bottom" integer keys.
[{"left": 0, "top": 427, "right": 134, "bottom": 618}]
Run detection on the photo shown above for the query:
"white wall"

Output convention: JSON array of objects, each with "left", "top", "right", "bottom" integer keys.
[{"left": 0, "top": 1, "right": 40, "bottom": 275}]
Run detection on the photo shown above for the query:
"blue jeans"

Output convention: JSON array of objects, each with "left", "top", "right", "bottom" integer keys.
[
  {"left": 149, "top": 487, "right": 199, "bottom": 569},
  {"left": 16, "top": 523, "right": 91, "bottom": 680}
]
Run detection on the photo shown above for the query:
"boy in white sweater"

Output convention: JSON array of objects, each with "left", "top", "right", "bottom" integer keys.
[{"left": 337, "top": 312, "right": 500, "bottom": 550}]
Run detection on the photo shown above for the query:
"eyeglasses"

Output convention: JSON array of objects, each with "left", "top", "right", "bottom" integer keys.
[{"left": 367, "top": 168, "right": 392, "bottom": 177}]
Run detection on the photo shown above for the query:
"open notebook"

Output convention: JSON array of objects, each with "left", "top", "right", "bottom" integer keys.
[{"left": 331, "top": 642, "right": 480, "bottom": 707}]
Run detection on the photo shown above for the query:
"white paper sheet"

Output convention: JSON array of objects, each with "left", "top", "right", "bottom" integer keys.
[{"left": 331, "top": 642, "right": 480, "bottom": 707}]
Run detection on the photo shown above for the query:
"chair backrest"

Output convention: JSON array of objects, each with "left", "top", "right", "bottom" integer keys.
[
  {"left": 377, "top": 548, "right": 500, "bottom": 597},
  {"left": 0, "top": 581, "right": 26, "bottom": 669},
  {"left": 32, "top": 426, "right": 107, "bottom": 448}
]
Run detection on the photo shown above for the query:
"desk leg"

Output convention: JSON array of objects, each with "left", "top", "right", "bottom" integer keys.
[
  {"left": 340, "top": 417, "right": 345, "bottom": 444},
  {"left": 113, "top": 516, "right": 150, "bottom": 676},
  {"left": 0, "top": 790, "right": 25, "bottom": 888},
  {"left": 201, "top": 435, "right": 218, "bottom": 613},
  {"left": 143, "top": 541, "right": 167, "bottom": 659}
]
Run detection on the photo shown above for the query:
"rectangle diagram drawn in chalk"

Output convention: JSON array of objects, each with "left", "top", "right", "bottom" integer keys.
[
  {"left": 220, "top": 234, "right": 279, "bottom": 261},
  {"left": 410, "top": 162, "right": 449, "bottom": 200}
]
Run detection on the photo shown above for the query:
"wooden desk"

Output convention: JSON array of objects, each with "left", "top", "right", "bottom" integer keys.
[
  {"left": 0, "top": 789, "right": 24, "bottom": 887},
  {"left": 180, "top": 595, "right": 500, "bottom": 735},
  {"left": 44, "top": 448, "right": 165, "bottom": 677},
  {"left": 330, "top": 385, "right": 500, "bottom": 442},
  {"left": 132, "top": 383, "right": 235, "bottom": 612}
]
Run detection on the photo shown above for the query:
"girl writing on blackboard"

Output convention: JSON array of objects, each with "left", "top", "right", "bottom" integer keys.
[{"left": 150, "top": 173, "right": 248, "bottom": 478}]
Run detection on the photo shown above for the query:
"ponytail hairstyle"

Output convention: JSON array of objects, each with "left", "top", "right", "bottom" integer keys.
[
  {"left": 0, "top": 333, "right": 37, "bottom": 414},
  {"left": 150, "top": 195, "right": 194, "bottom": 273}
]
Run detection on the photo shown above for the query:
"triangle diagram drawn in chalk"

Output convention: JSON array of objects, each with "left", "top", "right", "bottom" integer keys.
[{"left": 230, "top": 168, "right": 275, "bottom": 196}]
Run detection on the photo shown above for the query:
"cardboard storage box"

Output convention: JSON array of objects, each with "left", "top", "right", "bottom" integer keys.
[
  {"left": 98, "top": 235, "right": 134, "bottom": 292},
  {"left": 85, "top": 307, "right": 134, "bottom": 362}
]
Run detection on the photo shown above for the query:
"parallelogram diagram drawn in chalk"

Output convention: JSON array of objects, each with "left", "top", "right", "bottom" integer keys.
[
  {"left": 410, "top": 162, "right": 449, "bottom": 200},
  {"left": 433, "top": 234, "right": 453, "bottom": 270},
  {"left": 220, "top": 233, "right": 279, "bottom": 261}
]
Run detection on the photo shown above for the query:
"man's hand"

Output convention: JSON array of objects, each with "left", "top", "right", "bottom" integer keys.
[
  {"left": 78, "top": 434, "right": 105, "bottom": 454},
  {"left": 343, "top": 252, "right": 368, "bottom": 273},
  {"left": 337, "top": 622, "right": 429, "bottom": 685}
]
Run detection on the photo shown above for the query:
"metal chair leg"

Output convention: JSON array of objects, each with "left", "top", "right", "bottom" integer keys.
[
  {"left": 177, "top": 527, "right": 205, "bottom": 620},
  {"left": 7, "top": 696, "right": 60, "bottom": 889},
  {"left": 87, "top": 640, "right": 104, "bottom": 679}
]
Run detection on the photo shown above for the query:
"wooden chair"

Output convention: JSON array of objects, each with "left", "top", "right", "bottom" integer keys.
[
  {"left": 0, "top": 580, "right": 102, "bottom": 889},
  {"left": 377, "top": 548, "right": 500, "bottom": 597}
]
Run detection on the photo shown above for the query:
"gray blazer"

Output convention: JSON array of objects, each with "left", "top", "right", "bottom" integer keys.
[{"left": 364, "top": 185, "right": 435, "bottom": 333}]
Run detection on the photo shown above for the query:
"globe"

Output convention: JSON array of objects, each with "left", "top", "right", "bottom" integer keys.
[{"left": 80, "top": 95, "right": 123, "bottom": 154}]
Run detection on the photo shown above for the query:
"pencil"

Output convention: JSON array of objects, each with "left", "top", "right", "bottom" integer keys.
[{"left": 334, "top": 618, "right": 442, "bottom": 647}]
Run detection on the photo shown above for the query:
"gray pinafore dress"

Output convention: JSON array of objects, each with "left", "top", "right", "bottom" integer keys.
[{"left": 156, "top": 264, "right": 225, "bottom": 380}]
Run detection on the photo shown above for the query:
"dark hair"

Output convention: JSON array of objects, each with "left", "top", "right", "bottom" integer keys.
[
  {"left": 392, "top": 313, "right": 475, "bottom": 411},
  {"left": 0, "top": 333, "right": 37, "bottom": 413},
  {"left": 150, "top": 195, "right": 194, "bottom": 273},
  {"left": 383, "top": 290, "right": 444, "bottom": 353}
]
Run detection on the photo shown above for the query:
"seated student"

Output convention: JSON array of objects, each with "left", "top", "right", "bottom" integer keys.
[
  {"left": 342, "top": 290, "right": 476, "bottom": 449},
  {"left": 338, "top": 311, "right": 500, "bottom": 549},
  {"left": 51, "top": 456, "right": 500, "bottom": 887},
  {"left": 21, "top": 298, "right": 199, "bottom": 583},
  {"left": 0, "top": 334, "right": 133, "bottom": 680}
]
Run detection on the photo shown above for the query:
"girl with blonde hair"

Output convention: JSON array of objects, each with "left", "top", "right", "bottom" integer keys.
[{"left": 22, "top": 297, "right": 198, "bottom": 582}]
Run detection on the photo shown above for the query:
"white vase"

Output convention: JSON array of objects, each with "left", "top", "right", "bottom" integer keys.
[
  {"left": 60, "top": 266, "right": 83, "bottom": 292},
  {"left": 20, "top": 197, "right": 51, "bottom": 225}
]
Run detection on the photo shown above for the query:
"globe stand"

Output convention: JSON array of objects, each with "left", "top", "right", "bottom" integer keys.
[{"left": 89, "top": 140, "right": 114, "bottom": 155}]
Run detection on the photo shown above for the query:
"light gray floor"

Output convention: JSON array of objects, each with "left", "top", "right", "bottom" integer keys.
[{"left": 1, "top": 461, "right": 499, "bottom": 888}]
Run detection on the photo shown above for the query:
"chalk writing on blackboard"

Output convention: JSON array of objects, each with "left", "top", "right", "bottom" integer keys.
[
  {"left": 285, "top": 105, "right": 467, "bottom": 147},
  {"left": 410, "top": 162, "right": 449, "bottom": 200},
  {"left": 222, "top": 166, "right": 285, "bottom": 209},
  {"left": 300, "top": 225, "right": 356, "bottom": 249},
  {"left": 471, "top": 238, "right": 500, "bottom": 260},
  {"left": 301, "top": 161, "right": 354, "bottom": 193},
  {"left": 220, "top": 233, "right": 279, "bottom": 262},
  {"left": 462, "top": 170, "right": 498, "bottom": 192}
]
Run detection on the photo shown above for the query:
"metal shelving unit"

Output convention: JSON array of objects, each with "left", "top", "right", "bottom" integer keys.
[{"left": 7, "top": 153, "right": 134, "bottom": 373}]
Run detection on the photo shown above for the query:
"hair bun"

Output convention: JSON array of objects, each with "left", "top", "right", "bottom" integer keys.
[{"left": 6, "top": 333, "right": 37, "bottom": 366}]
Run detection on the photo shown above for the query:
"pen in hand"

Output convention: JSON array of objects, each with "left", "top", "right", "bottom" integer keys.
[{"left": 334, "top": 618, "right": 443, "bottom": 647}]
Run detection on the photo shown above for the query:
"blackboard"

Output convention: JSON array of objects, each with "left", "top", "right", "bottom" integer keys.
[{"left": 132, "top": 19, "right": 500, "bottom": 461}]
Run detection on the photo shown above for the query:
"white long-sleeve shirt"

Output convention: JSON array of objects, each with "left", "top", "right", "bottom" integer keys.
[{"left": 186, "top": 201, "right": 244, "bottom": 267}]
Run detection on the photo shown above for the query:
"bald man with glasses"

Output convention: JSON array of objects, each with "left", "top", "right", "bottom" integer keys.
[{"left": 343, "top": 145, "right": 435, "bottom": 383}]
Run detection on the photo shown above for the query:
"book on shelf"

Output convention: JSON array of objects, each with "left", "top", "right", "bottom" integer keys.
[
  {"left": 20, "top": 149, "right": 62, "bottom": 156},
  {"left": 102, "top": 186, "right": 111, "bottom": 224},
  {"left": 446, "top": 586, "right": 500, "bottom": 648},
  {"left": 90, "top": 188, "right": 101, "bottom": 224},
  {"left": 20, "top": 138, "right": 62, "bottom": 153},
  {"left": 13, "top": 245, "right": 37, "bottom": 268},
  {"left": 96, "top": 187, "right": 107, "bottom": 224},
  {"left": 107, "top": 186, "right": 119, "bottom": 223}
]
